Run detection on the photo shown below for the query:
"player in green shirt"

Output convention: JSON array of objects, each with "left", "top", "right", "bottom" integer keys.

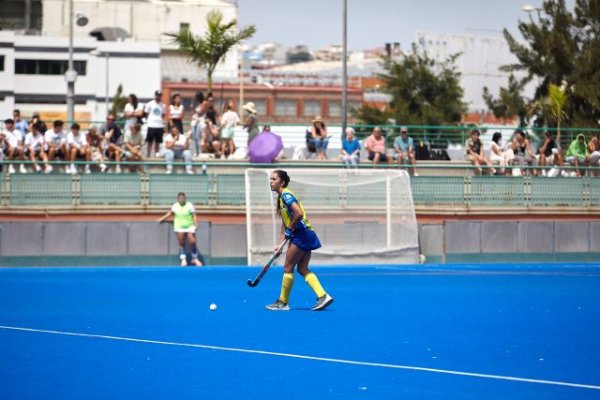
[{"left": 158, "top": 192, "right": 203, "bottom": 266}]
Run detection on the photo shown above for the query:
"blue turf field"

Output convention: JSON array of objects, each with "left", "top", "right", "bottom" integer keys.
[{"left": 1, "top": 264, "right": 599, "bottom": 399}]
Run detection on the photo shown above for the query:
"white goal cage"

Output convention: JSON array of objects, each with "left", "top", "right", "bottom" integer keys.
[{"left": 245, "top": 168, "right": 420, "bottom": 265}]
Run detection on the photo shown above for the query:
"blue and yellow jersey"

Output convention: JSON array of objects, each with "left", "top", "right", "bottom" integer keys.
[{"left": 279, "top": 188, "right": 314, "bottom": 231}]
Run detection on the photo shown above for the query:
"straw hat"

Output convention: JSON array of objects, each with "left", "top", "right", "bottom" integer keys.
[
  {"left": 312, "top": 115, "right": 324, "bottom": 123},
  {"left": 243, "top": 102, "right": 257, "bottom": 114}
]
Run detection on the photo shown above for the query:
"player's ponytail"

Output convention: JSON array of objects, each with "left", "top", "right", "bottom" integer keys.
[{"left": 273, "top": 170, "right": 290, "bottom": 216}]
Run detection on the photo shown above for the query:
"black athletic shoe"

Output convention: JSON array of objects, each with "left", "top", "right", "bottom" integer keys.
[
  {"left": 265, "top": 299, "right": 290, "bottom": 311},
  {"left": 311, "top": 294, "right": 334, "bottom": 311}
]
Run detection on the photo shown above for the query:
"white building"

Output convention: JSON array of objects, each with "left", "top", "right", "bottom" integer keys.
[
  {"left": 0, "top": 31, "right": 160, "bottom": 122},
  {"left": 42, "top": 0, "right": 240, "bottom": 80},
  {"left": 416, "top": 31, "right": 536, "bottom": 112}
]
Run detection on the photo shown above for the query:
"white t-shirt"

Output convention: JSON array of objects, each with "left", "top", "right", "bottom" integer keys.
[
  {"left": 164, "top": 133, "right": 187, "bottom": 152},
  {"left": 220, "top": 110, "right": 240, "bottom": 129},
  {"left": 125, "top": 130, "right": 144, "bottom": 148},
  {"left": 124, "top": 102, "right": 144, "bottom": 125},
  {"left": 25, "top": 132, "right": 45, "bottom": 151},
  {"left": 67, "top": 131, "right": 88, "bottom": 148},
  {"left": 44, "top": 129, "right": 67, "bottom": 147},
  {"left": 3, "top": 129, "right": 22, "bottom": 148},
  {"left": 144, "top": 100, "right": 165, "bottom": 128},
  {"left": 169, "top": 104, "right": 184, "bottom": 120}
]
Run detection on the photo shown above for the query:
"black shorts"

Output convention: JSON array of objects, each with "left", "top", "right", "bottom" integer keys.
[
  {"left": 368, "top": 152, "right": 388, "bottom": 162},
  {"left": 146, "top": 127, "right": 164, "bottom": 143}
]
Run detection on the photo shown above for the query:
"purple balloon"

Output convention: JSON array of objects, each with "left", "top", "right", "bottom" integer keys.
[{"left": 248, "top": 131, "right": 284, "bottom": 163}]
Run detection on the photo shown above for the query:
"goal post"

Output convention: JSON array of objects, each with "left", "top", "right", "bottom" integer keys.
[{"left": 245, "top": 168, "right": 420, "bottom": 265}]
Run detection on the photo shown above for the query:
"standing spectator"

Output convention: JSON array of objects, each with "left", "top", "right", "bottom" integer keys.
[
  {"left": 163, "top": 126, "right": 193, "bottom": 174},
  {"left": 123, "top": 123, "right": 145, "bottom": 172},
  {"left": 393, "top": 126, "right": 417, "bottom": 176},
  {"left": 12, "top": 109, "right": 28, "bottom": 140},
  {"left": 104, "top": 115, "right": 124, "bottom": 173},
  {"left": 511, "top": 130, "right": 536, "bottom": 176},
  {"left": 169, "top": 93, "right": 185, "bottom": 135},
  {"left": 489, "top": 132, "right": 513, "bottom": 175},
  {"left": 29, "top": 112, "right": 47, "bottom": 134},
  {"left": 201, "top": 119, "right": 221, "bottom": 155},
  {"left": 536, "top": 131, "right": 562, "bottom": 177},
  {"left": 123, "top": 93, "right": 144, "bottom": 131},
  {"left": 190, "top": 92, "right": 208, "bottom": 156},
  {"left": 86, "top": 125, "right": 107, "bottom": 172},
  {"left": 565, "top": 133, "right": 590, "bottom": 176},
  {"left": 66, "top": 123, "right": 91, "bottom": 174},
  {"left": 144, "top": 90, "right": 166, "bottom": 158},
  {"left": 309, "top": 116, "right": 329, "bottom": 160},
  {"left": 465, "top": 129, "right": 495, "bottom": 175},
  {"left": 44, "top": 120, "right": 68, "bottom": 173},
  {"left": 341, "top": 127, "right": 361, "bottom": 167},
  {"left": 243, "top": 102, "right": 259, "bottom": 146},
  {"left": 365, "top": 126, "right": 388, "bottom": 165},
  {"left": 205, "top": 93, "right": 218, "bottom": 125},
  {"left": 588, "top": 133, "right": 600, "bottom": 176},
  {"left": 220, "top": 99, "right": 240, "bottom": 159},
  {"left": 1, "top": 118, "right": 26, "bottom": 173},
  {"left": 25, "top": 122, "right": 49, "bottom": 173}
]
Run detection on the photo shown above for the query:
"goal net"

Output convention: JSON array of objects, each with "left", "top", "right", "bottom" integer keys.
[{"left": 245, "top": 168, "right": 419, "bottom": 265}]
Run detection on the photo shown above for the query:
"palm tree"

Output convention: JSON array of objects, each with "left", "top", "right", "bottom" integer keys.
[
  {"left": 529, "top": 83, "right": 569, "bottom": 146},
  {"left": 165, "top": 10, "right": 256, "bottom": 93}
]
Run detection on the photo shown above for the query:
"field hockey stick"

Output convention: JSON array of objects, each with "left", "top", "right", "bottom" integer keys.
[{"left": 246, "top": 238, "right": 289, "bottom": 287}]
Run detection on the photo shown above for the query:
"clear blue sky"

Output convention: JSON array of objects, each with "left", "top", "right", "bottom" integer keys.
[{"left": 238, "top": 0, "right": 574, "bottom": 50}]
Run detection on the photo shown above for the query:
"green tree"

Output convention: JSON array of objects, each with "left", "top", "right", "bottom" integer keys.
[
  {"left": 371, "top": 45, "right": 467, "bottom": 126},
  {"left": 110, "top": 84, "right": 127, "bottom": 119},
  {"left": 165, "top": 10, "right": 256, "bottom": 92},
  {"left": 529, "top": 83, "right": 569, "bottom": 144},
  {"left": 499, "top": 0, "right": 600, "bottom": 127}
]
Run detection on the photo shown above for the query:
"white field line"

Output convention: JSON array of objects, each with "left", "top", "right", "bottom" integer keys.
[{"left": 1, "top": 325, "right": 598, "bottom": 391}]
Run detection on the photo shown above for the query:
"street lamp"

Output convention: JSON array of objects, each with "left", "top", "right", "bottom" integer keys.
[
  {"left": 522, "top": 4, "right": 542, "bottom": 19},
  {"left": 341, "top": 0, "right": 348, "bottom": 135},
  {"left": 66, "top": 0, "right": 88, "bottom": 124}
]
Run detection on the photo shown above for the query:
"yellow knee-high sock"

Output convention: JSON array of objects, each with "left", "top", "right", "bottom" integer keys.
[
  {"left": 279, "top": 273, "right": 294, "bottom": 304},
  {"left": 305, "top": 272, "right": 326, "bottom": 298}
]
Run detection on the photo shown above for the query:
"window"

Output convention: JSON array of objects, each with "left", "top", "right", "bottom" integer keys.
[
  {"left": 275, "top": 99, "right": 296, "bottom": 116},
  {"left": 15, "top": 59, "right": 87, "bottom": 75},
  {"left": 303, "top": 100, "right": 321, "bottom": 117},
  {"left": 328, "top": 101, "right": 342, "bottom": 117},
  {"left": 0, "top": 55, "right": 4, "bottom": 71}
]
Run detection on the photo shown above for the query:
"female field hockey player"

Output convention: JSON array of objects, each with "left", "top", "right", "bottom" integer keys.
[
  {"left": 158, "top": 192, "right": 203, "bottom": 266},
  {"left": 266, "top": 170, "right": 334, "bottom": 311}
]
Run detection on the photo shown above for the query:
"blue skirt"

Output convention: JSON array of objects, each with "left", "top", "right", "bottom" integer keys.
[{"left": 291, "top": 228, "right": 321, "bottom": 251}]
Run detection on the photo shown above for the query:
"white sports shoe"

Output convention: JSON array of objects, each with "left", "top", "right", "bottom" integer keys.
[
  {"left": 115, "top": 165, "right": 122, "bottom": 174},
  {"left": 84, "top": 165, "right": 91, "bottom": 174},
  {"left": 311, "top": 293, "right": 334, "bottom": 311},
  {"left": 19, "top": 164, "right": 27, "bottom": 174},
  {"left": 44, "top": 165, "right": 53, "bottom": 174},
  {"left": 8, "top": 165, "right": 15, "bottom": 174}
]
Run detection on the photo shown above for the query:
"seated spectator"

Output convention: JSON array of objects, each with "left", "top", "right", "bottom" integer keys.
[
  {"left": 25, "top": 122, "right": 49, "bottom": 173},
  {"left": 29, "top": 112, "right": 47, "bottom": 136},
  {"left": 587, "top": 132, "right": 600, "bottom": 176},
  {"left": 489, "top": 131, "right": 513, "bottom": 175},
  {"left": 465, "top": 129, "right": 495, "bottom": 175},
  {"left": 565, "top": 133, "right": 590, "bottom": 177},
  {"left": 123, "top": 123, "right": 145, "bottom": 172},
  {"left": 243, "top": 101, "right": 259, "bottom": 146},
  {"left": 536, "top": 131, "right": 563, "bottom": 177},
  {"left": 66, "top": 123, "right": 91, "bottom": 174},
  {"left": 86, "top": 125, "right": 107, "bottom": 172},
  {"left": 219, "top": 100, "right": 240, "bottom": 159},
  {"left": 341, "top": 127, "right": 361, "bottom": 167},
  {"left": 163, "top": 126, "right": 193, "bottom": 174},
  {"left": 309, "top": 116, "right": 329, "bottom": 160},
  {"left": 104, "top": 116, "right": 124, "bottom": 173},
  {"left": 1, "top": 118, "right": 26, "bottom": 174},
  {"left": 393, "top": 126, "right": 417, "bottom": 176},
  {"left": 201, "top": 119, "right": 221, "bottom": 156},
  {"left": 169, "top": 93, "right": 185, "bottom": 135},
  {"left": 511, "top": 130, "right": 535, "bottom": 176},
  {"left": 365, "top": 126, "right": 388, "bottom": 165},
  {"left": 44, "top": 119, "right": 67, "bottom": 173}
]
